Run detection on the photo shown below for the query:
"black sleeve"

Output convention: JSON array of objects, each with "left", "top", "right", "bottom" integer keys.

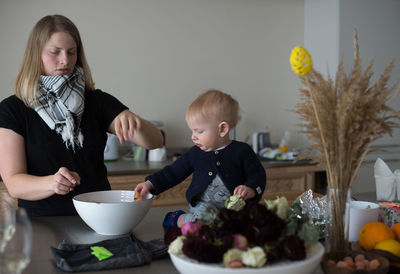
[
  {"left": 0, "top": 96, "right": 29, "bottom": 136},
  {"left": 145, "top": 148, "right": 195, "bottom": 195},
  {"left": 242, "top": 144, "right": 267, "bottom": 202},
  {"left": 89, "top": 89, "right": 129, "bottom": 130}
]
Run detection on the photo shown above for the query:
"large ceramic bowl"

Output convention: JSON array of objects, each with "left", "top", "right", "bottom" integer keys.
[
  {"left": 73, "top": 190, "right": 153, "bottom": 235},
  {"left": 170, "top": 242, "right": 324, "bottom": 274}
]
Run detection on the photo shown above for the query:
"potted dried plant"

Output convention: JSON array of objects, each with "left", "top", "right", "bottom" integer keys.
[{"left": 291, "top": 30, "right": 400, "bottom": 252}]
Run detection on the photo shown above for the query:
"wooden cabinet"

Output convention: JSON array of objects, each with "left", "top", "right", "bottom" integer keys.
[
  {"left": 0, "top": 163, "right": 326, "bottom": 208},
  {"left": 263, "top": 164, "right": 325, "bottom": 198},
  {"left": 108, "top": 164, "right": 326, "bottom": 206}
]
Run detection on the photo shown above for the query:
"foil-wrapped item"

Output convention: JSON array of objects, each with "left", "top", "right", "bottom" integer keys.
[{"left": 296, "top": 189, "right": 328, "bottom": 238}]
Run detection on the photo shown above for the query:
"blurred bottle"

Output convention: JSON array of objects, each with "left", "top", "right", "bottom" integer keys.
[{"left": 279, "top": 131, "right": 290, "bottom": 153}]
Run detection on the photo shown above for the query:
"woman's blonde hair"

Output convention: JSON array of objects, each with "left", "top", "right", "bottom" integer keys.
[
  {"left": 186, "top": 89, "right": 239, "bottom": 128},
  {"left": 13, "top": 14, "right": 95, "bottom": 106}
]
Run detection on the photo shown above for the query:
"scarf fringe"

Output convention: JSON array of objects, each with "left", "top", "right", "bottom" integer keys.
[{"left": 56, "top": 113, "right": 83, "bottom": 152}]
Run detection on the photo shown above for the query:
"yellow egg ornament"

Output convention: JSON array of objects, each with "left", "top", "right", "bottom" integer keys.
[{"left": 290, "top": 46, "right": 313, "bottom": 75}]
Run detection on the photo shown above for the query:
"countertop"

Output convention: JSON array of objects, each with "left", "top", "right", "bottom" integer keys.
[
  {"left": 19, "top": 187, "right": 379, "bottom": 274},
  {"left": 104, "top": 157, "right": 321, "bottom": 176},
  {"left": 21, "top": 156, "right": 327, "bottom": 273},
  {"left": 25, "top": 205, "right": 186, "bottom": 274},
  {"left": 25, "top": 204, "right": 325, "bottom": 274}
]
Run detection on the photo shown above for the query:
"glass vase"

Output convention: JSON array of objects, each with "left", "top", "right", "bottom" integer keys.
[{"left": 325, "top": 187, "right": 352, "bottom": 252}]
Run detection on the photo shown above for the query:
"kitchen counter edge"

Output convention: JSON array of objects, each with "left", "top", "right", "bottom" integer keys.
[{"left": 105, "top": 158, "right": 322, "bottom": 176}]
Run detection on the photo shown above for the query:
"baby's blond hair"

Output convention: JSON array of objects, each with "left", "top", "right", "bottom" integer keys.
[{"left": 186, "top": 89, "right": 239, "bottom": 128}]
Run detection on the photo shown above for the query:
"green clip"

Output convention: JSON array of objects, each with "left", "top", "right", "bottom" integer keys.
[
  {"left": 134, "top": 146, "right": 143, "bottom": 161},
  {"left": 90, "top": 246, "right": 114, "bottom": 261}
]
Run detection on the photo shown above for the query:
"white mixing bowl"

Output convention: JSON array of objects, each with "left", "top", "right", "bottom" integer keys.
[{"left": 73, "top": 190, "right": 153, "bottom": 235}]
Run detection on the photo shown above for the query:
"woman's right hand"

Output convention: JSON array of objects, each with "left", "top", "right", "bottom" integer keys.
[
  {"left": 109, "top": 110, "right": 163, "bottom": 149},
  {"left": 134, "top": 180, "right": 154, "bottom": 200},
  {"left": 52, "top": 167, "right": 80, "bottom": 195}
]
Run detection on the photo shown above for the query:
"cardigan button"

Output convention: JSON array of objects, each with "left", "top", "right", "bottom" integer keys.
[
  {"left": 214, "top": 151, "right": 219, "bottom": 155},
  {"left": 216, "top": 161, "right": 220, "bottom": 166},
  {"left": 208, "top": 171, "right": 213, "bottom": 176}
]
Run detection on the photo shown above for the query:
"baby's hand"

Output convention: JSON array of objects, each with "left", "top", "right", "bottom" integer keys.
[
  {"left": 233, "top": 185, "right": 255, "bottom": 200},
  {"left": 134, "top": 180, "right": 154, "bottom": 200}
]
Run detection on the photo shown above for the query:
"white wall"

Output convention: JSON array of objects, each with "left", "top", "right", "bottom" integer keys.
[
  {"left": 304, "top": 0, "right": 340, "bottom": 76},
  {"left": 0, "top": 0, "right": 305, "bottom": 148},
  {"left": 339, "top": 0, "right": 400, "bottom": 146},
  {"left": 305, "top": 0, "right": 400, "bottom": 194},
  {"left": 305, "top": 0, "right": 400, "bottom": 147},
  {"left": 340, "top": 0, "right": 400, "bottom": 194}
]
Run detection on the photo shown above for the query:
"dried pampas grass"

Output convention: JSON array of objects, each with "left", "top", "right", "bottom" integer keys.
[{"left": 294, "top": 30, "right": 400, "bottom": 251}]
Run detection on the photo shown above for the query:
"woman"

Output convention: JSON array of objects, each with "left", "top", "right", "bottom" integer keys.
[{"left": 0, "top": 15, "right": 163, "bottom": 216}]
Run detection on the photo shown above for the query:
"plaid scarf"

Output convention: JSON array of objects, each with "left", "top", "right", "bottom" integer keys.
[{"left": 36, "top": 67, "right": 85, "bottom": 151}]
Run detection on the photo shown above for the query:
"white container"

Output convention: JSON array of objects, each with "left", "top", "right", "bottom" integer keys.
[
  {"left": 148, "top": 146, "right": 167, "bottom": 162},
  {"left": 73, "top": 190, "right": 153, "bottom": 235},
  {"left": 252, "top": 132, "right": 271, "bottom": 154},
  {"left": 104, "top": 133, "right": 119, "bottom": 161},
  {"left": 345, "top": 200, "right": 380, "bottom": 242}
]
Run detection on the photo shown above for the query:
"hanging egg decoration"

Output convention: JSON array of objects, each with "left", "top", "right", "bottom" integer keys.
[{"left": 290, "top": 46, "right": 313, "bottom": 75}]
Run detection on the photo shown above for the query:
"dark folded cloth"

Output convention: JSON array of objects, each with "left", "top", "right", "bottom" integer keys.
[{"left": 50, "top": 234, "right": 168, "bottom": 272}]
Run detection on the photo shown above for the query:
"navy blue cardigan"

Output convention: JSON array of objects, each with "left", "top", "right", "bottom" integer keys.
[{"left": 146, "top": 140, "right": 266, "bottom": 206}]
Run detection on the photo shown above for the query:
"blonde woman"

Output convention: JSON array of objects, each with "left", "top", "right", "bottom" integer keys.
[{"left": 0, "top": 15, "right": 163, "bottom": 216}]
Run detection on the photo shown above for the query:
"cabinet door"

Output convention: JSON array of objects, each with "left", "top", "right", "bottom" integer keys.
[
  {"left": 108, "top": 174, "right": 191, "bottom": 207},
  {"left": 108, "top": 174, "right": 147, "bottom": 190},
  {"left": 261, "top": 164, "right": 325, "bottom": 203},
  {"left": 264, "top": 172, "right": 311, "bottom": 193},
  {"left": 264, "top": 165, "right": 319, "bottom": 192}
]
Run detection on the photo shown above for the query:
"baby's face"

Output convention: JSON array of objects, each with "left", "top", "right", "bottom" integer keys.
[{"left": 186, "top": 117, "right": 222, "bottom": 152}]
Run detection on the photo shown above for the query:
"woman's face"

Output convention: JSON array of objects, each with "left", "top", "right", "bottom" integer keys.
[{"left": 41, "top": 32, "right": 77, "bottom": 76}]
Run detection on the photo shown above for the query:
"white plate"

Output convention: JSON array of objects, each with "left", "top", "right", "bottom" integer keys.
[{"left": 170, "top": 242, "right": 324, "bottom": 274}]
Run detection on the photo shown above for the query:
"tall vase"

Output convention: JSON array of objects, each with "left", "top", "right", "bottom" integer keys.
[{"left": 325, "top": 187, "right": 352, "bottom": 252}]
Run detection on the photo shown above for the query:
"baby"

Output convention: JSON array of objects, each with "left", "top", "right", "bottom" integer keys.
[{"left": 135, "top": 89, "right": 266, "bottom": 228}]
